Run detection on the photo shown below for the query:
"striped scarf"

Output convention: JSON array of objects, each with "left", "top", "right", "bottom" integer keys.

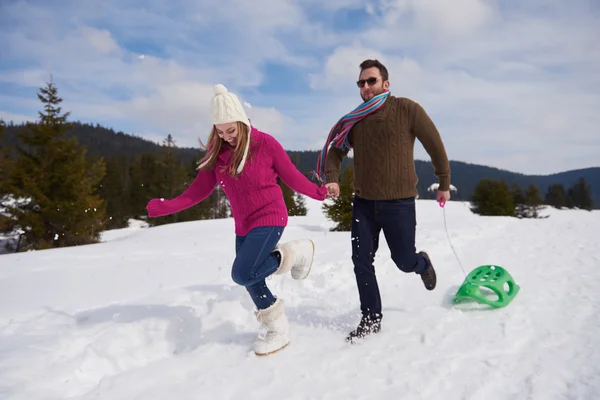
[{"left": 312, "top": 90, "right": 390, "bottom": 183}]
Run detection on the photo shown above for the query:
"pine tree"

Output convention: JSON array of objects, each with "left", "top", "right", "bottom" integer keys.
[
  {"left": 470, "top": 178, "right": 514, "bottom": 216},
  {"left": 544, "top": 184, "right": 568, "bottom": 209},
  {"left": 160, "top": 134, "right": 180, "bottom": 199},
  {"left": 511, "top": 183, "right": 525, "bottom": 218},
  {"left": 129, "top": 152, "right": 163, "bottom": 220},
  {"left": 289, "top": 153, "right": 309, "bottom": 216},
  {"left": 323, "top": 165, "right": 354, "bottom": 231},
  {"left": 151, "top": 134, "right": 190, "bottom": 226},
  {"left": 568, "top": 178, "right": 593, "bottom": 210},
  {"left": 523, "top": 184, "right": 545, "bottom": 218},
  {"left": 3, "top": 79, "right": 106, "bottom": 250},
  {"left": 99, "top": 154, "right": 131, "bottom": 229},
  {"left": 292, "top": 192, "right": 308, "bottom": 216}
]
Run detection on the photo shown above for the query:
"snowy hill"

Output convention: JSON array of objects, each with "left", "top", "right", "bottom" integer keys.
[{"left": 0, "top": 198, "right": 599, "bottom": 400}]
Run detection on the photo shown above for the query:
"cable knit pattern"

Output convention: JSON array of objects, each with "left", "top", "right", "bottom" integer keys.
[
  {"left": 146, "top": 127, "right": 327, "bottom": 236},
  {"left": 324, "top": 96, "right": 450, "bottom": 200}
]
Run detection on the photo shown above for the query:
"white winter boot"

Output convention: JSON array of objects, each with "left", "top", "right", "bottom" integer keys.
[
  {"left": 253, "top": 298, "right": 290, "bottom": 356},
  {"left": 274, "top": 239, "right": 315, "bottom": 280}
]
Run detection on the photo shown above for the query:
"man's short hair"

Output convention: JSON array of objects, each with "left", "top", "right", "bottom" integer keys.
[{"left": 359, "top": 59, "right": 389, "bottom": 81}]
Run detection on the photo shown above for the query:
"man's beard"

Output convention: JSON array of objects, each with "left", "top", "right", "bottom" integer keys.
[{"left": 361, "top": 86, "right": 384, "bottom": 102}]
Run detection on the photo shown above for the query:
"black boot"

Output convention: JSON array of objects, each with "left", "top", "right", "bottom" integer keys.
[
  {"left": 418, "top": 251, "right": 436, "bottom": 290},
  {"left": 346, "top": 312, "right": 382, "bottom": 343}
]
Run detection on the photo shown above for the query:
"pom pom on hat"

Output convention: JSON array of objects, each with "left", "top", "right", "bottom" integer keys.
[
  {"left": 214, "top": 84, "right": 228, "bottom": 96},
  {"left": 211, "top": 84, "right": 250, "bottom": 128}
]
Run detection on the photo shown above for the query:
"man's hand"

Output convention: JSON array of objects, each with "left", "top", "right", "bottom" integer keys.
[
  {"left": 436, "top": 190, "right": 450, "bottom": 204},
  {"left": 325, "top": 182, "right": 340, "bottom": 198}
]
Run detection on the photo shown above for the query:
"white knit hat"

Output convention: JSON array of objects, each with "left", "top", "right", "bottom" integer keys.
[
  {"left": 211, "top": 84, "right": 250, "bottom": 128},
  {"left": 197, "top": 84, "right": 251, "bottom": 174}
]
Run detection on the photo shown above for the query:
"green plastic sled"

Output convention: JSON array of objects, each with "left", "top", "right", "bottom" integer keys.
[{"left": 454, "top": 265, "right": 520, "bottom": 308}]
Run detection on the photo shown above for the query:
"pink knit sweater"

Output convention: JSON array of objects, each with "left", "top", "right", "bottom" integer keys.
[{"left": 146, "top": 127, "right": 327, "bottom": 236}]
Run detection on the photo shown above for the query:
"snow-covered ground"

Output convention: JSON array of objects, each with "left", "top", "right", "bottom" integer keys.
[{"left": 0, "top": 198, "right": 599, "bottom": 400}]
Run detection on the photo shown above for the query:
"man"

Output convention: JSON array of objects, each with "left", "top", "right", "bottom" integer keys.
[{"left": 317, "top": 59, "right": 451, "bottom": 343}]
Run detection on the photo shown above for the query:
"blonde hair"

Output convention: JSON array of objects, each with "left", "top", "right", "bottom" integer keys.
[{"left": 197, "top": 121, "right": 251, "bottom": 177}]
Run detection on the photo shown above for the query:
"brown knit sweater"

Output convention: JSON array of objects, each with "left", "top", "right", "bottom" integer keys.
[{"left": 324, "top": 95, "right": 450, "bottom": 200}]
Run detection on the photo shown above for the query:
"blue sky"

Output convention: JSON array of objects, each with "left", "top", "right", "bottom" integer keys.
[{"left": 1, "top": 0, "right": 599, "bottom": 175}]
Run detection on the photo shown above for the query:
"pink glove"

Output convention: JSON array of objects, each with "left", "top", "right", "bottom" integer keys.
[{"left": 146, "top": 198, "right": 174, "bottom": 218}]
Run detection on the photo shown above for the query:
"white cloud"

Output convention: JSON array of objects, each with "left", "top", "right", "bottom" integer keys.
[
  {"left": 370, "top": 0, "right": 495, "bottom": 45},
  {"left": 245, "top": 107, "right": 292, "bottom": 140},
  {"left": 309, "top": 45, "right": 423, "bottom": 94},
  {"left": 411, "top": 0, "right": 495, "bottom": 36},
  {"left": 0, "top": 69, "right": 51, "bottom": 88},
  {"left": 80, "top": 27, "right": 120, "bottom": 55}
]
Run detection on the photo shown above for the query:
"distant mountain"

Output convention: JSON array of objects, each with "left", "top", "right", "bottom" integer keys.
[
  {"left": 2, "top": 121, "right": 201, "bottom": 165},
  {"left": 3, "top": 121, "right": 598, "bottom": 208}
]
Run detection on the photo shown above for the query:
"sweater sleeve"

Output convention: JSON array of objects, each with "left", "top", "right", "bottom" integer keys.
[
  {"left": 324, "top": 146, "right": 349, "bottom": 184},
  {"left": 410, "top": 101, "right": 451, "bottom": 191},
  {"left": 147, "top": 169, "right": 217, "bottom": 217},
  {"left": 269, "top": 136, "right": 327, "bottom": 201}
]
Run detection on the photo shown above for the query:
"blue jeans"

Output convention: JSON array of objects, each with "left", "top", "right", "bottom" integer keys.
[
  {"left": 351, "top": 196, "right": 430, "bottom": 315},
  {"left": 232, "top": 226, "right": 284, "bottom": 310}
]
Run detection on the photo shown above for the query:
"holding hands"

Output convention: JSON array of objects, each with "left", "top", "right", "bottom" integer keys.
[{"left": 325, "top": 182, "right": 340, "bottom": 199}]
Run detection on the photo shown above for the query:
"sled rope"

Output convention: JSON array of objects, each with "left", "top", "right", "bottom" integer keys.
[{"left": 440, "top": 201, "right": 468, "bottom": 277}]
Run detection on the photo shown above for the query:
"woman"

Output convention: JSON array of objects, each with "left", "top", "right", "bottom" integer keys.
[{"left": 146, "top": 84, "right": 328, "bottom": 356}]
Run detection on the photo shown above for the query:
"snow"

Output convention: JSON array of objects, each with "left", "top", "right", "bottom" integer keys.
[
  {"left": 1, "top": 198, "right": 599, "bottom": 400},
  {"left": 0, "top": 195, "right": 31, "bottom": 215},
  {"left": 99, "top": 219, "right": 149, "bottom": 242}
]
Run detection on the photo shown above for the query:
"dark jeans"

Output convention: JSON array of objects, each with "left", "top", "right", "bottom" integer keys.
[
  {"left": 232, "top": 226, "right": 284, "bottom": 310},
  {"left": 351, "top": 196, "right": 430, "bottom": 315}
]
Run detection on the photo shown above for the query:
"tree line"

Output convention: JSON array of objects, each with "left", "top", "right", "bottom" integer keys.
[
  {"left": 0, "top": 80, "right": 306, "bottom": 252},
  {"left": 469, "top": 177, "right": 593, "bottom": 218}
]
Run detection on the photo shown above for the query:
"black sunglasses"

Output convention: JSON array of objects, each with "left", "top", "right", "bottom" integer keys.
[{"left": 356, "top": 77, "right": 378, "bottom": 88}]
